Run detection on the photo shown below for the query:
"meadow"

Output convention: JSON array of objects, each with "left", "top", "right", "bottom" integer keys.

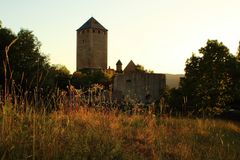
[
  {"left": 1, "top": 19, "right": 240, "bottom": 160},
  {"left": 1, "top": 104, "right": 240, "bottom": 160}
]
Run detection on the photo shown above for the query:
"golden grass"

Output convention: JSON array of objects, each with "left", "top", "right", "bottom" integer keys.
[{"left": 1, "top": 107, "right": 240, "bottom": 160}]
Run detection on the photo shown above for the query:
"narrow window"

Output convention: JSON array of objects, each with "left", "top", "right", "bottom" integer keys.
[{"left": 126, "top": 79, "right": 131, "bottom": 83}]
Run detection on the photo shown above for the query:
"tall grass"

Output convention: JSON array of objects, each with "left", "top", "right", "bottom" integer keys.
[
  {"left": 1, "top": 106, "right": 240, "bottom": 160},
  {"left": 1, "top": 41, "right": 240, "bottom": 159}
]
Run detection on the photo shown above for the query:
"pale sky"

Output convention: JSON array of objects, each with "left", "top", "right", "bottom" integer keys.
[{"left": 1, "top": 0, "right": 240, "bottom": 74}]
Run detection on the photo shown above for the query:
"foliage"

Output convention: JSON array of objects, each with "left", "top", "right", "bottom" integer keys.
[
  {"left": 236, "top": 41, "right": 240, "bottom": 60},
  {"left": 167, "top": 87, "right": 185, "bottom": 113},
  {"left": 0, "top": 21, "right": 75, "bottom": 111},
  {"left": 44, "top": 64, "right": 71, "bottom": 90},
  {"left": 135, "top": 64, "right": 154, "bottom": 73},
  {"left": 180, "top": 40, "right": 237, "bottom": 114},
  {"left": 0, "top": 25, "right": 50, "bottom": 91},
  {"left": 0, "top": 26, "right": 16, "bottom": 87},
  {"left": 0, "top": 21, "right": 74, "bottom": 99},
  {"left": 231, "top": 42, "right": 240, "bottom": 107},
  {"left": 71, "top": 68, "right": 112, "bottom": 89}
]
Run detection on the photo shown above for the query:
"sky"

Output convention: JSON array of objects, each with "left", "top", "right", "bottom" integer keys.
[{"left": 1, "top": 0, "right": 240, "bottom": 74}]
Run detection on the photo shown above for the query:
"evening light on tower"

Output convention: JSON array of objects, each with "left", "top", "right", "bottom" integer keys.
[
  {"left": 76, "top": 17, "right": 108, "bottom": 71},
  {"left": 1, "top": 1, "right": 240, "bottom": 159}
]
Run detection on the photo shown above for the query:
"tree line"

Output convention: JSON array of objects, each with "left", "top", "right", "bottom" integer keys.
[
  {"left": 168, "top": 40, "right": 240, "bottom": 115},
  {"left": 0, "top": 21, "right": 111, "bottom": 109},
  {"left": 1, "top": 20, "right": 240, "bottom": 114}
]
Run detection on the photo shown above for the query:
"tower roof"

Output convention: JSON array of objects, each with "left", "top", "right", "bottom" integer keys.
[
  {"left": 77, "top": 17, "right": 108, "bottom": 31},
  {"left": 124, "top": 60, "right": 136, "bottom": 73},
  {"left": 116, "top": 60, "right": 122, "bottom": 65}
]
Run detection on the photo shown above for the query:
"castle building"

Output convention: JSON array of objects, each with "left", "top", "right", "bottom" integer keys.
[
  {"left": 116, "top": 60, "right": 123, "bottom": 73},
  {"left": 113, "top": 60, "right": 166, "bottom": 103},
  {"left": 76, "top": 18, "right": 166, "bottom": 103},
  {"left": 76, "top": 17, "right": 108, "bottom": 70}
]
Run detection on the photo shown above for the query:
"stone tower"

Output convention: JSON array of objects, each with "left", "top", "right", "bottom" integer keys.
[
  {"left": 116, "top": 60, "right": 122, "bottom": 73},
  {"left": 76, "top": 17, "right": 108, "bottom": 70}
]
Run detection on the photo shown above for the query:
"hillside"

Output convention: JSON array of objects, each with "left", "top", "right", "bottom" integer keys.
[
  {"left": 1, "top": 108, "right": 240, "bottom": 160},
  {"left": 166, "top": 74, "right": 184, "bottom": 88}
]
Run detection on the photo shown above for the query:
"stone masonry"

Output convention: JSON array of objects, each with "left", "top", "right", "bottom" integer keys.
[
  {"left": 76, "top": 17, "right": 108, "bottom": 70},
  {"left": 76, "top": 18, "right": 166, "bottom": 103},
  {"left": 113, "top": 60, "right": 166, "bottom": 103}
]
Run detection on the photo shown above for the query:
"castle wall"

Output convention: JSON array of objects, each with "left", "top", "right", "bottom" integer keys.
[
  {"left": 113, "top": 72, "right": 166, "bottom": 103},
  {"left": 77, "top": 29, "right": 107, "bottom": 70}
]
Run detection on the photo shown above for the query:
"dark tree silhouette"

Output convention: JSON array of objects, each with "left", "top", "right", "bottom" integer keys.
[{"left": 180, "top": 40, "right": 235, "bottom": 114}]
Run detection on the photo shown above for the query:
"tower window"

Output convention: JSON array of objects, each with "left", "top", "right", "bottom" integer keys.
[
  {"left": 93, "top": 29, "right": 95, "bottom": 33},
  {"left": 126, "top": 79, "right": 131, "bottom": 83},
  {"left": 82, "top": 40, "right": 85, "bottom": 44},
  {"left": 82, "top": 30, "right": 85, "bottom": 34},
  {"left": 98, "top": 30, "right": 100, "bottom": 34}
]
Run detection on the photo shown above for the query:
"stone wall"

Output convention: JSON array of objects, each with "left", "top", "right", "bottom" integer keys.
[
  {"left": 113, "top": 72, "right": 166, "bottom": 103},
  {"left": 77, "top": 29, "right": 107, "bottom": 70}
]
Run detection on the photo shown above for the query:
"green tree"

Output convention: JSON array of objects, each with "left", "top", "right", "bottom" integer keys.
[
  {"left": 12, "top": 29, "right": 49, "bottom": 88},
  {"left": 50, "top": 64, "right": 70, "bottom": 90},
  {"left": 135, "top": 64, "right": 154, "bottom": 73},
  {"left": 0, "top": 24, "right": 16, "bottom": 91},
  {"left": 229, "top": 41, "right": 240, "bottom": 107},
  {"left": 236, "top": 41, "right": 240, "bottom": 60},
  {"left": 168, "top": 87, "right": 185, "bottom": 113},
  {"left": 0, "top": 20, "right": 73, "bottom": 110},
  {"left": 71, "top": 69, "right": 111, "bottom": 89},
  {"left": 181, "top": 40, "right": 234, "bottom": 114},
  {"left": 0, "top": 23, "right": 50, "bottom": 91},
  {"left": 41, "top": 64, "right": 70, "bottom": 90}
]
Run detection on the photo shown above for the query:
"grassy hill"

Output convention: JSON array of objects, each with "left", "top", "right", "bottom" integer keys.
[
  {"left": 1, "top": 107, "right": 240, "bottom": 160},
  {"left": 166, "top": 74, "right": 184, "bottom": 88}
]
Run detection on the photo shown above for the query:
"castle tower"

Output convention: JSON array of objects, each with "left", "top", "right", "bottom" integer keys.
[
  {"left": 116, "top": 60, "right": 122, "bottom": 73},
  {"left": 76, "top": 17, "right": 108, "bottom": 70}
]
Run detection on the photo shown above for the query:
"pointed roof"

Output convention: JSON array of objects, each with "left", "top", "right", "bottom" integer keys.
[
  {"left": 77, "top": 17, "right": 108, "bottom": 31},
  {"left": 124, "top": 60, "right": 136, "bottom": 73},
  {"left": 116, "top": 60, "right": 122, "bottom": 65}
]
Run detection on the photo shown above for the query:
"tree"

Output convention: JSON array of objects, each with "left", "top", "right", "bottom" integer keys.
[
  {"left": 71, "top": 69, "right": 111, "bottom": 89},
  {"left": 135, "top": 64, "right": 154, "bottom": 73},
  {"left": 12, "top": 29, "right": 49, "bottom": 88},
  {"left": 236, "top": 41, "right": 240, "bottom": 60},
  {"left": 0, "top": 25, "right": 50, "bottom": 90},
  {"left": 181, "top": 40, "right": 234, "bottom": 114},
  {"left": 49, "top": 64, "right": 71, "bottom": 90},
  {"left": 229, "top": 41, "right": 240, "bottom": 107},
  {"left": 0, "top": 25, "right": 16, "bottom": 80},
  {"left": 0, "top": 20, "right": 74, "bottom": 110}
]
